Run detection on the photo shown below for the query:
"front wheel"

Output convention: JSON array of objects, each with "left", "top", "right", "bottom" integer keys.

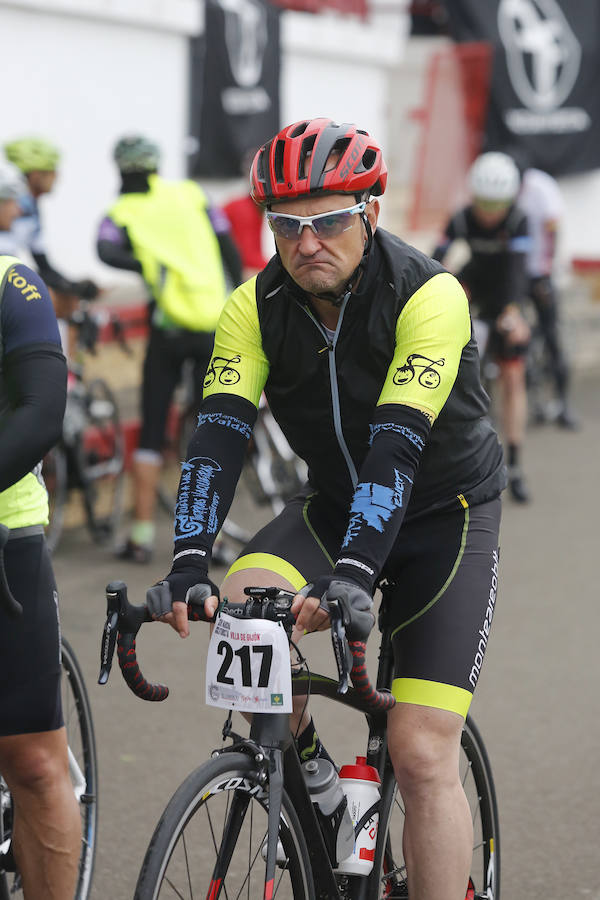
[
  {"left": 373, "top": 715, "right": 500, "bottom": 899},
  {"left": 134, "top": 751, "right": 315, "bottom": 900}
]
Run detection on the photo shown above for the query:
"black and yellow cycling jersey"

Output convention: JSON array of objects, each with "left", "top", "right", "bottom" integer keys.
[
  {"left": 203, "top": 229, "right": 504, "bottom": 512},
  {"left": 0, "top": 256, "right": 66, "bottom": 530},
  {"left": 173, "top": 229, "right": 505, "bottom": 592}
]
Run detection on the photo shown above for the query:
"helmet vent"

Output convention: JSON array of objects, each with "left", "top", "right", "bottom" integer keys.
[
  {"left": 290, "top": 122, "right": 309, "bottom": 138},
  {"left": 330, "top": 138, "right": 351, "bottom": 170},
  {"left": 298, "top": 135, "right": 316, "bottom": 179},
  {"left": 273, "top": 140, "right": 286, "bottom": 184},
  {"left": 359, "top": 148, "right": 377, "bottom": 173}
]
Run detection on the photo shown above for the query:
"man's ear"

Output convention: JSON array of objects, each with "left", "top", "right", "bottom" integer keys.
[{"left": 366, "top": 198, "right": 380, "bottom": 233}]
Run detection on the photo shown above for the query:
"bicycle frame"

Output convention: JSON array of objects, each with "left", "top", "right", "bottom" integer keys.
[{"left": 210, "top": 614, "right": 398, "bottom": 900}]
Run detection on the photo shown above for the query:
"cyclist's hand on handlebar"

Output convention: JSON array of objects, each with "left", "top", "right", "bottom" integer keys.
[
  {"left": 146, "top": 566, "right": 219, "bottom": 638},
  {"left": 292, "top": 575, "right": 375, "bottom": 640},
  {"left": 71, "top": 278, "right": 100, "bottom": 300}
]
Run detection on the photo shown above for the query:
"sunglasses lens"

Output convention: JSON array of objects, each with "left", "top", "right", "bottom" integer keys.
[
  {"left": 312, "top": 212, "right": 351, "bottom": 238},
  {"left": 267, "top": 214, "right": 298, "bottom": 240}
]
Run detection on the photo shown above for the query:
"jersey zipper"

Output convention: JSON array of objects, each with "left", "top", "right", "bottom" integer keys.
[{"left": 298, "top": 295, "right": 359, "bottom": 490}]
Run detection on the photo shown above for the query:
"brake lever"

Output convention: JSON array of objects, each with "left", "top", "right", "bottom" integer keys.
[
  {"left": 328, "top": 601, "right": 352, "bottom": 695},
  {"left": 98, "top": 580, "right": 148, "bottom": 685}
]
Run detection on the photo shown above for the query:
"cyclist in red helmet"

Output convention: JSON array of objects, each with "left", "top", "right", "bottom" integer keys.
[{"left": 148, "top": 118, "right": 506, "bottom": 900}]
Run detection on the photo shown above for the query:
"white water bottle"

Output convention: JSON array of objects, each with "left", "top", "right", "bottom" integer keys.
[{"left": 336, "top": 756, "right": 381, "bottom": 876}]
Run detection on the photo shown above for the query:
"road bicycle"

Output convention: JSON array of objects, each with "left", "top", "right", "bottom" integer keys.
[
  {"left": 0, "top": 526, "right": 98, "bottom": 899},
  {"left": 98, "top": 579, "right": 500, "bottom": 899},
  {"left": 43, "top": 307, "right": 127, "bottom": 553}
]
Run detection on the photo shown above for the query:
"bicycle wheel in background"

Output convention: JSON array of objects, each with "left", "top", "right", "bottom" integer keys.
[
  {"left": 374, "top": 715, "right": 500, "bottom": 900},
  {"left": 42, "top": 444, "right": 69, "bottom": 554},
  {"left": 0, "top": 639, "right": 98, "bottom": 900},
  {"left": 61, "top": 637, "right": 98, "bottom": 899},
  {"left": 80, "top": 378, "right": 125, "bottom": 543},
  {"left": 134, "top": 752, "right": 315, "bottom": 900}
]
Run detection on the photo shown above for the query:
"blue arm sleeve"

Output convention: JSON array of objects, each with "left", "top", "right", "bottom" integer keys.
[
  {"left": 172, "top": 393, "right": 258, "bottom": 570},
  {"left": 333, "top": 404, "right": 431, "bottom": 593}
]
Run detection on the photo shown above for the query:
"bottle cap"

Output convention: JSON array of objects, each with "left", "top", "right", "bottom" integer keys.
[{"left": 338, "top": 756, "right": 381, "bottom": 783}]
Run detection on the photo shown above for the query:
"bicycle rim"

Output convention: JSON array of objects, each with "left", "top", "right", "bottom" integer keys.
[
  {"left": 374, "top": 716, "right": 500, "bottom": 900},
  {"left": 61, "top": 637, "right": 98, "bottom": 899},
  {"left": 80, "top": 378, "right": 125, "bottom": 542},
  {"left": 134, "top": 752, "right": 314, "bottom": 900},
  {"left": 0, "top": 640, "right": 98, "bottom": 900}
]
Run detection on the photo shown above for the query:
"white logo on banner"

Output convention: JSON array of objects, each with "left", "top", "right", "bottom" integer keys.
[
  {"left": 497, "top": 0, "right": 590, "bottom": 134},
  {"left": 218, "top": 0, "right": 271, "bottom": 114}
]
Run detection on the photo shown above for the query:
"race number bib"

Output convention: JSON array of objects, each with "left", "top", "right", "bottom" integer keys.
[{"left": 205, "top": 612, "right": 292, "bottom": 713}]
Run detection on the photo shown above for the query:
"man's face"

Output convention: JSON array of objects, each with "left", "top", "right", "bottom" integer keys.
[
  {"left": 0, "top": 198, "right": 21, "bottom": 231},
  {"left": 472, "top": 198, "right": 511, "bottom": 229},
  {"left": 271, "top": 193, "right": 379, "bottom": 298},
  {"left": 27, "top": 170, "right": 57, "bottom": 196}
]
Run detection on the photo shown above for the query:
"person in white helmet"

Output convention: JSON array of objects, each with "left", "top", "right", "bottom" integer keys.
[
  {"left": 0, "top": 163, "right": 24, "bottom": 254},
  {"left": 509, "top": 151, "right": 578, "bottom": 430},
  {"left": 432, "top": 151, "right": 532, "bottom": 504}
]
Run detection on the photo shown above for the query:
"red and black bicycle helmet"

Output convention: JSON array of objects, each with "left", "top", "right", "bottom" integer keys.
[{"left": 250, "top": 118, "right": 387, "bottom": 207}]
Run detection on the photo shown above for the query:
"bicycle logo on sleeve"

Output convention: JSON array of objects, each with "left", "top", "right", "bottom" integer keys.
[
  {"left": 204, "top": 355, "right": 242, "bottom": 388},
  {"left": 393, "top": 354, "right": 445, "bottom": 389}
]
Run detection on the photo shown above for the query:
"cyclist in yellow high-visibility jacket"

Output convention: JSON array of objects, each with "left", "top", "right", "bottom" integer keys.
[{"left": 97, "top": 135, "right": 242, "bottom": 562}]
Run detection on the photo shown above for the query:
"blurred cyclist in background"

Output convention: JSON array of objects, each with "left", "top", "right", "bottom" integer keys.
[
  {"left": 97, "top": 135, "right": 242, "bottom": 563},
  {"left": 511, "top": 150, "right": 578, "bottom": 430},
  {"left": 223, "top": 148, "right": 273, "bottom": 280},
  {"left": 0, "top": 163, "right": 24, "bottom": 255},
  {"left": 432, "top": 151, "right": 532, "bottom": 503},
  {"left": 4, "top": 137, "right": 99, "bottom": 302},
  {"left": 4, "top": 136, "right": 101, "bottom": 362}
]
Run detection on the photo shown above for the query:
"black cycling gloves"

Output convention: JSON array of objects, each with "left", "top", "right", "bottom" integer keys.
[
  {"left": 308, "top": 575, "right": 375, "bottom": 641},
  {"left": 146, "top": 565, "right": 220, "bottom": 617}
]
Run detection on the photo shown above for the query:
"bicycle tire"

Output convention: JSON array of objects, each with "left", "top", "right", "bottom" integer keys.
[
  {"left": 79, "top": 378, "right": 125, "bottom": 543},
  {"left": 0, "top": 638, "right": 98, "bottom": 900},
  {"left": 134, "top": 751, "right": 315, "bottom": 900},
  {"left": 61, "top": 637, "right": 99, "bottom": 899},
  {"left": 372, "top": 715, "right": 500, "bottom": 900},
  {"left": 42, "top": 444, "right": 69, "bottom": 554}
]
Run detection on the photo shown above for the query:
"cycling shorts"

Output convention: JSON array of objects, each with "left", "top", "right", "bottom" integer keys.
[
  {"left": 0, "top": 534, "right": 62, "bottom": 736},
  {"left": 226, "top": 492, "right": 501, "bottom": 718},
  {"left": 139, "top": 324, "right": 215, "bottom": 453}
]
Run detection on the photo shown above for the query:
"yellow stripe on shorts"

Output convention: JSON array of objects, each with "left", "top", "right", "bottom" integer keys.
[
  {"left": 226, "top": 552, "right": 307, "bottom": 591},
  {"left": 391, "top": 677, "right": 472, "bottom": 718}
]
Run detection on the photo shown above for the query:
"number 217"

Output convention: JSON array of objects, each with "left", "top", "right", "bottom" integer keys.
[{"left": 216, "top": 640, "right": 273, "bottom": 688}]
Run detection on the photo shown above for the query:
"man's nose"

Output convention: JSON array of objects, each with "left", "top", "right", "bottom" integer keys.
[{"left": 297, "top": 225, "right": 321, "bottom": 253}]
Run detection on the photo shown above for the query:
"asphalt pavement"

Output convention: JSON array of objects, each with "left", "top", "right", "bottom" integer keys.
[{"left": 51, "top": 370, "right": 600, "bottom": 900}]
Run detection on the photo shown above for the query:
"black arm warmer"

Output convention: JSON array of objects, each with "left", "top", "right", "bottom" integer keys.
[
  {"left": 217, "top": 231, "right": 243, "bottom": 289},
  {"left": 96, "top": 239, "right": 143, "bottom": 274},
  {"left": 172, "top": 393, "right": 258, "bottom": 568},
  {"left": 31, "top": 252, "right": 74, "bottom": 293},
  {"left": 505, "top": 251, "right": 528, "bottom": 312},
  {"left": 333, "top": 404, "right": 432, "bottom": 593},
  {"left": 0, "top": 346, "right": 67, "bottom": 492}
]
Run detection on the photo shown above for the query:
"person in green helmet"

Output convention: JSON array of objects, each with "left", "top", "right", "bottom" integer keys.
[{"left": 4, "top": 136, "right": 99, "bottom": 302}]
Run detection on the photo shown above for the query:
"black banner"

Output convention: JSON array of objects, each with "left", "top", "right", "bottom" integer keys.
[
  {"left": 443, "top": 0, "right": 600, "bottom": 176},
  {"left": 189, "top": 0, "right": 281, "bottom": 178}
]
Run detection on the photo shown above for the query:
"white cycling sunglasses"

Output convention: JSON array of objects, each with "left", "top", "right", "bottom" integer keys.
[{"left": 266, "top": 202, "right": 366, "bottom": 240}]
